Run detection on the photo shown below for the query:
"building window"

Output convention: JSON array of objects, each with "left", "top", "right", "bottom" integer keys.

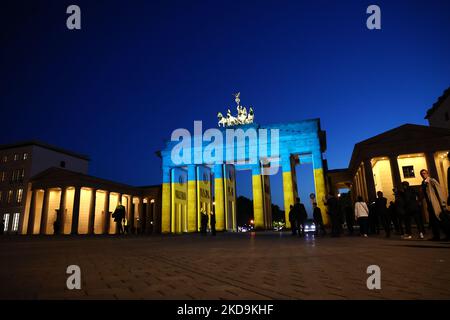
[
  {"left": 7, "top": 190, "right": 13, "bottom": 204},
  {"left": 12, "top": 213, "right": 20, "bottom": 232},
  {"left": 23, "top": 153, "right": 29, "bottom": 160},
  {"left": 402, "top": 166, "right": 415, "bottom": 179},
  {"left": 16, "top": 189, "right": 23, "bottom": 204},
  {"left": 14, "top": 154, "right": 19, "bottom": 161},
  {"left": 3, "top": 214, "right": 10, "bottom": 232},
  {"left": 60, "top": 161, "right": 66, "bottom": 168}
]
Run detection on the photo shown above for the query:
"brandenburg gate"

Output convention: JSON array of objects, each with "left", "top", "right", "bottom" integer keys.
[{"left": 160, "top": 93, "right": 328, "bottom": 233}]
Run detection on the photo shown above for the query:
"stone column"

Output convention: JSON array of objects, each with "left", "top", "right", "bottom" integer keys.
[
  {"left": 363, "top": 159, "right": 376, "bottom": 203},
  {"left": 58, "top": 188, "right": 66, "bottom": 235},
  {"left": 213, "top": 164, "right": 225, "bottom": 232},
  {"left": 312, "top": 151, "right": 328, "bottom": 226},
  {"left": 103, "top": 191, "right": 110, "bottom": 234},
  {"left": 389, "top": 154, "right": 402, "bottom": 190},
  {"left": 161, "top": 166, "right": 171, "bottom": 233},
  {"left": 128, "top": 195, "right": 134, "bottom": 230},
  {"left": 88, "top": 189, "right": 97, "bottom": 234},
  {"left": 39, "top": 189, "right": 50, "bottom": 235},
  {"left": 425, "top": 152, "right": 439, "bottom": 182},
  {"left": 138, "top": 198, "right": 144, "bottom": 234},
  {"left": 187, "top": 165, "right": 197, "bottom": 232},
  {"left": 26, "top": 190, "right": 37, "bottom": 235},
  {"left": 252, "top": 166, "right": 265, "bottom": 230},
  {"left": 281, "top": 155, "right": 297, "bottom": 228},
  {"left": 71, "top": 186, "right": 81, "bottom": 235}
]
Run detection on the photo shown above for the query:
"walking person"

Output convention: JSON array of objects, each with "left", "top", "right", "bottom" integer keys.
[
  {"left": 375, "top": 191, "right": 391, "bottom": 237},
  {"left": 313, "top": 202, "right": 326, "bottom": 236},
  {"left": 325, "top": 193, "right": 340, "bottom": 237},
  {"left": 394, "top": 187, "right": 408, "bottom": 238},
  {"left": 388, "top": 200, "right": 400, "bottom": 234},
  {"left": 368, "top": 202, "right": 380, "bottom": 235},
  {"left": 288, "top": 205, "right": 297, "bottom": 236},
  {"left": 112, "top": 202, "right": 126, "bottom": 235},
  {"left": 294, "top": 197, "right": 308, "bottom": 237},
  {"left": 355, "top": 196, "right": 369, "bottom": 237},
  {"left": 210, "top": 211, "right": 216, "bottom": 236},
  {"left": 344, "top": 205, "right": 354, "bottom": 235},
  {"left": 402, "top": 181, "right": 425, "bottom": 239},
  {"left": 420, "top": 169, "right": 450, "bottom": 241},
  {"left": 200, "top": 208, "right": 208, "bottom": 235}
]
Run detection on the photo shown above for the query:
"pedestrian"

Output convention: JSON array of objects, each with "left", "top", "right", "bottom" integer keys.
[
  {"left": 112, "top": 202, "right": 126, "bottom": 235},
  {"left": 344, "top": 205, "right": 354, "bottom": 235},
  {"left": 312, "top": 202, "right": 326, "bottom": 236},
  {"left": 293, "top": 197, "right": 307, "bottom": 237},
  {"left": 402, "top": 181, "right": 425, "bottom": 239},
  {"left": 420, "top": 169, "right": 450, "bottom": 241},
  {"left": 355, "top": 196, "right": 369, "bottom": 237},
  {"left": 210, "top": 211, "right": 216, "bottom": 236},
  {"left": 368, "top": 201, "right": 380, "bottom": 235},
  {"left": 288, "top": 205, "right": 297, "bottom": 236},
  {"left": 394, "top": 187, "right": 408, "bottom": 238},
  {"left": 53, "top": 218, "right": 60, "bottom": 235},
  {"left": 200, "top": 208, "right": 208, "bottom": 235},
  {"left": 325, "top": 193, "right": 340, "bottom": 237},
  {"left": 388, "top": 200, "right": 400, "bottom": 234},
  {"left": 375, "top": 191, "right": 391, "bottom": 237}
]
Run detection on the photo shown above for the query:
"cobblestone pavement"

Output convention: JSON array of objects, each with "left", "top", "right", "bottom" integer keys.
[{"left": 1, "top": 232, "right": 449, "bottom": 300}]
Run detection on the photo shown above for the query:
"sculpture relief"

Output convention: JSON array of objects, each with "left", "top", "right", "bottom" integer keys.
[{"left": 217, "top": 92, "right": 254, "bottom": 127}]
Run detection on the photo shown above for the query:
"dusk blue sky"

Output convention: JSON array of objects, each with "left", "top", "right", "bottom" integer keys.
[{"left": 1, "top": 0, "right": 450, "bottom": 213}]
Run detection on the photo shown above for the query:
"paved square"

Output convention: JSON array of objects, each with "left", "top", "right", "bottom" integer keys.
[{"left": 1, "top": 232, "right": 449, "bottom": 299}]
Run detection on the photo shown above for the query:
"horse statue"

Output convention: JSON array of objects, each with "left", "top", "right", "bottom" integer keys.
[
  {"left": 217, "top": 112, "right": 227, "bottom": 127},
  {"left": 245, "top": 107, "right": 254, "bottom": 124},
  {"left": 226, "top": 109, "right": 238, "bottom": 126},
  {"left": 237, "top": 105, "right": 247, "bottom": 124}
]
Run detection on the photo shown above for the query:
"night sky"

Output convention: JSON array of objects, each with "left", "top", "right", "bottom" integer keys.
[{"left": 1, "top": 0, "right": 450, "bottom": 212}]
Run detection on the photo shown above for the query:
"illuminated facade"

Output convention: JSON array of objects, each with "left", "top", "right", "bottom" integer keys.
[
  {"left": 25, "top": 167, "right": 161, "bottom": 235},
  {"left": 0, "top": 141, "right": 161, "bottom": 235},
  {"left": 0, "top": 141, "right": 90, "bottom": 234},
  {"left": 329, "top": 124, "right": 450, "bottom": 222},
  {"left": 160, "top": 119, "right": 328, "bottom": 233}
]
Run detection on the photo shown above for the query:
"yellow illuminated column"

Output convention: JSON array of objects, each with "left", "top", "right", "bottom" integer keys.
[
  {"left": 161, "top": 166, "right": 171, "bottom": 233},
  {"left": 252, "top": 166, "right": 265, "bottom": 230},
  {"left": 214, "top": 164, "right": 225, "bottom": 231},
  {"left": 282, "top": 155, "right": 296, "bottom": 228},
  {"left": 187, "top": 165, "right": 197, "bottom": 232},
  {"left": 313, "top": 151, "right": 328, "bottom": 226}
]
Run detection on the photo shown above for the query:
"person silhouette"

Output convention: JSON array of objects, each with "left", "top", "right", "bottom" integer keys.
[{"left": 210, "top": 211, "right": 216, "bottom": 236}]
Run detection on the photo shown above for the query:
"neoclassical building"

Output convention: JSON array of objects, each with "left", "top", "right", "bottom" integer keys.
[
  {"left": 328, "top": 124, "right": 450, "bottom": 221},
  {"left": 0, "top": 141, "right": 161, "bottom": 235},
  {"left": 25, "top": 167, "right": 161, "bottom": 235}
]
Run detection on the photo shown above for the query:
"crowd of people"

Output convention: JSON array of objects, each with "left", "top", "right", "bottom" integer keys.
[{"left": 326, "top": 169, "right": 450, "bottom": 241}]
